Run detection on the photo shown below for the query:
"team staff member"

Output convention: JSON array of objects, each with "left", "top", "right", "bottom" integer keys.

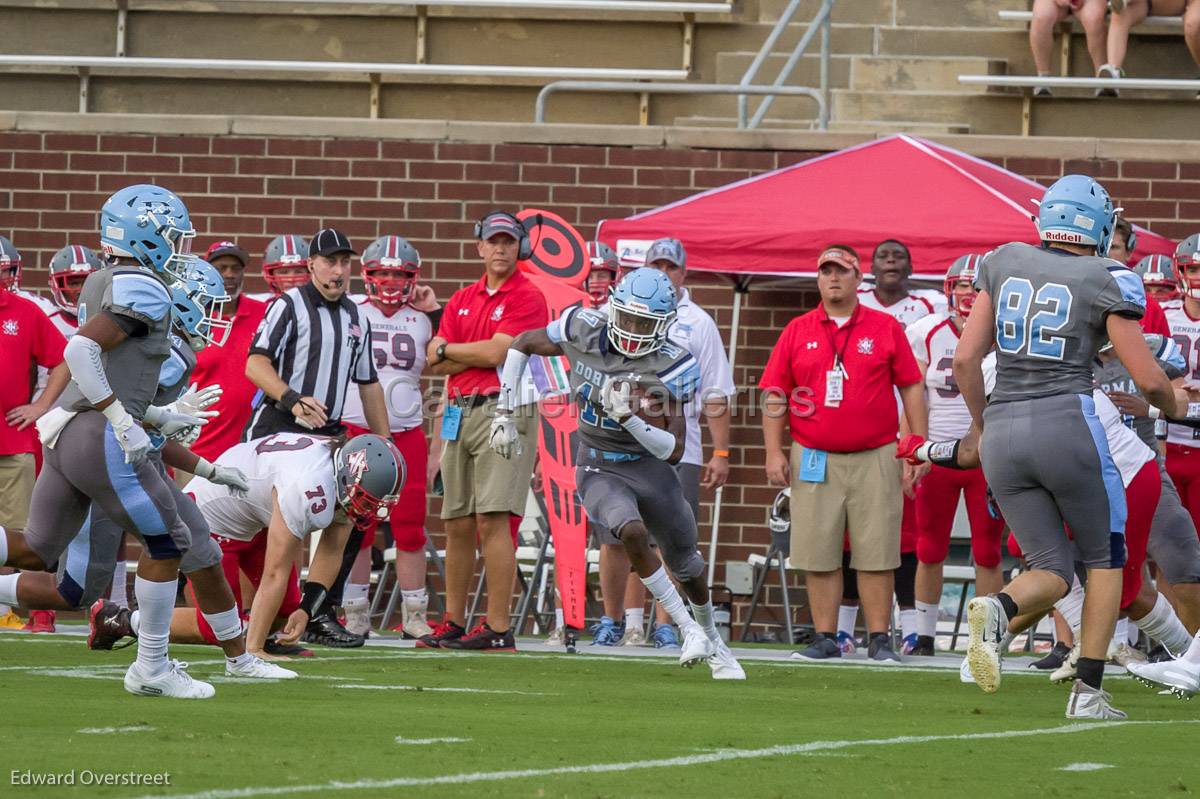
[
  {"left": 760, "top": 245, "right": 927, "bottom": 663},
  {"left": 419, "top": 211, "right": 547, "bottom": 652}
]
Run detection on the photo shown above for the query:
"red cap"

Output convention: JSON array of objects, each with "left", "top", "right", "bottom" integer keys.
[{"left": 817, "top": 247, "right": 859, "bottom": 272}]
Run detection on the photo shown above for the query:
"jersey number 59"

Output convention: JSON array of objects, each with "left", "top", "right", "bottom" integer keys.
[{"left": 995, "top": 277, "right": 1073, "bottom": 361}]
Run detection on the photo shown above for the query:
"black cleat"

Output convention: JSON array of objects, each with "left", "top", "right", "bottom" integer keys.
[
  {"left": 1147, "top": 644, "right": 1173, "bottom": 664},
  {"left": 442, "top": 623, "right": 516, "bottom": 652},
  {"left": 867, "top": 633, "right": 901, "bottom": 663},
  {"left": 87, "top": 600, "right": 135, "bottom": 650},
  {"left": 264, "top": 639, "right": 314, "bottom": 658},
  {"left": 301, "top": 612, "right": 365, "bottom": 648},
  {"left": 416, "top": 620, "right": 466, "bottom": 649},
  {"left": 1029, "top": 640, "right": 1071, "bottom": 670},
  {"left": 909, "top": 634, "right": 936, "bottom": 656}
]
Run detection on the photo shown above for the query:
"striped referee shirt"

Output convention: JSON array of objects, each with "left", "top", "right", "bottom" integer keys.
[{"left": 245, "top": 281, "right": 376, "bottom": 439}]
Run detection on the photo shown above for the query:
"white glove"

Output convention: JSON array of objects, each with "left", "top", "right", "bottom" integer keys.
[
  {"left": 489, "top": 412, "right": 522, "bottom": 459},
  {"left": 168, "top": 423, "right": 203, "bottom": 446},
  {"left": 142, "top": 404, "right": 208, "bottom": 438},
  {"left": 212, "top": 464, "right": 250, "bottom": 497},
  {"left": 174, "top": 383, "right": 222, "bottom": 419},
  {"left": 110, "top": 410, "right": 152, "bottom": 465},
  {"left": 600, "top": 377, "right": 633, "bottom": 421}
]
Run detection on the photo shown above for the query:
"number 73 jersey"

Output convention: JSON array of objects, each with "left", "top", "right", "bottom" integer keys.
[
  {"left": 975, "top": 242, "right": 1145, "bottom": 403},
  {"left": 184, "top": 433, "right": 337, "bottom": 542},
  {"left": 341, "top": 299, "right": 432, "bottom": 432}
]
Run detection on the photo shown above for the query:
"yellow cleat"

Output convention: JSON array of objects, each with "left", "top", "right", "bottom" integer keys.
[{"left": 0, "top": 609, "right": 27, "bottom": 630}]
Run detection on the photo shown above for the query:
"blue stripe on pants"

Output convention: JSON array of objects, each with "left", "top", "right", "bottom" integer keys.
[
  {"left": 102, "top": 422, "right": 167, "bottom": 536},
  {"left": 62, "top": 509, "right": 93, "bottom": 591},
  {"left": 1078, "top": 393, "right": 1127, "bottom": 568}
]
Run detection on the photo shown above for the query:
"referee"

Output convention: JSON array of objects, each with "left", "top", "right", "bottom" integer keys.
[{"left": 244, "top": 228, "right": 390, "bottom": 440}]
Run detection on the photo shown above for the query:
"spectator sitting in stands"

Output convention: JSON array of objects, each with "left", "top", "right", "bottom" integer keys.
[
  {"left": 1029, "top": 0, "right": 1109, "bottom": 97},
  {"left": 1102, "top": 0, "right": 1200, "bottom": 97}
]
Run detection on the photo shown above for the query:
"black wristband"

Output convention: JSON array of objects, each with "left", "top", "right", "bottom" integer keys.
[
  {"left": 279, "top": 389, "right": 303, "bottom": 413},
  {"left": 299, "top": 581, "right": 328, "bottom": 618},
  {"left": 927, "top": 439, "right": 966, "bottom": 470}
]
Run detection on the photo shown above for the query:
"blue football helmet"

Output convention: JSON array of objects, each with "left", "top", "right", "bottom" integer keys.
[
  {"left": 607, "top": 266, "right": 677, "bottom": 358},
  {"left": 100, "top": 184, "right": 196, "bottom": 280},
  {"left": 1035, "top": 174, "right": 1116, "bottom": 256},
  {"left": 170, "top": 258, "right": 231, "bottom": 352}
]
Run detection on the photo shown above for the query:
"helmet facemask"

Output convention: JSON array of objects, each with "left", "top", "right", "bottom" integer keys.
[
  {"left": 264, "top": 255, "right": 310, "bottom": 295},
  {"left": 51, "top": 270, "right": 92, "bottom": 314},
  {"left": 0, "top": 254, "right": 20, "bottom": 292},
  {"left": 1177, "top": 253, "right": 1200, "bottom": 301},
  {"left": 607, "top": 300, "right": 674, "bottom": 358},
  {"left": 363, "top": 261, "right": 418, "bottom": 308}
]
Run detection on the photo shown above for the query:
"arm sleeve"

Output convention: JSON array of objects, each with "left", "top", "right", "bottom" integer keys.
[
  {"left": 496, "top": 288, "right": 549, "bottom": 338},
  {"left": 248, "top": 295, "right": 295, "bottom": 360},
  {"left": 351, "top": 316, "right": 378, "bottom": 385},
  {"left": 757, "top": 322, "right": 797, "bottom": 395},
  {"left": 890, "top": 320, "right": 923, "bottom": 388},
  {"left": 1098, "top": 265, "right": 1147, "bottom": 322},
  {"left": 32, "top": 312, "right": 67, "bottom": 369},
  {"left": 424, "top": 306, "right": 444, "bottom": 333}
]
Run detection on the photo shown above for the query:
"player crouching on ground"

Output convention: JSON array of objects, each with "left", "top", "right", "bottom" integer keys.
[
  {"left": 491, "top": 267, "right": 745, "bottom": 680},
  {"left": 94, "top": 433, "right": 404, "bottom": 660}
]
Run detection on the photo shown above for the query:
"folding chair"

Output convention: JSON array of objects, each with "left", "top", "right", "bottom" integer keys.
[{"left": 369, "top": 536, "right": 445, "bottom": 629}]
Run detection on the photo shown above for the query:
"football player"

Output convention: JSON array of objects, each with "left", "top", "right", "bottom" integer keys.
[
  {"left": 1165, "top": 234, "right": 1200, "bottom": 539},
  {"left": 584, "top": 242, "right": 620, "bottom": 308},
  {"left": 953, "top": 174, "right": 1177, "bottom": 718},
  {"left": 1134, "top": 254, "right": 1179, "bottom": 308},
  {"left": 491, "top": 267, "right": 745, "bottom": 679},
  {"left": 257, "top": 233, "right": 311, "bottom": 299}
]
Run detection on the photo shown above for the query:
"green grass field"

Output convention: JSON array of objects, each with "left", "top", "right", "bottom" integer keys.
[{"left": 3, "top": 629, "right": 1199, "bottom": 799}]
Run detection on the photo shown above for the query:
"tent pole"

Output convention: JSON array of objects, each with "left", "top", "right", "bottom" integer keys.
[{"left": 706, "top": 281, "right": 746, "bottom": 589}]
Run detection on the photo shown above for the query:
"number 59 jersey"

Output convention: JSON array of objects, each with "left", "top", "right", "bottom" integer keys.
[
  {"left": 341, "top": 298, "right": 432, "bottom": 432},
  {"left": 975, "top": 242, "right": 1145, "bottom": 403},
  {"left": 184, "top": 433, "right": 337, "bottom": 542}
]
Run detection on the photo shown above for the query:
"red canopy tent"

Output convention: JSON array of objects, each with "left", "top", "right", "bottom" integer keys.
[{"left": 596, "top": 134, "right": 1175, "bottom": 281}]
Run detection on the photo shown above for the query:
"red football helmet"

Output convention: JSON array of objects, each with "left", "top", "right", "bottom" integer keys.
[
  {"left": 944, "top": 254, "right": 983, "bottom": 318},
  {"left": 361, "top": 235, "right": 420, "bottom": 307}
]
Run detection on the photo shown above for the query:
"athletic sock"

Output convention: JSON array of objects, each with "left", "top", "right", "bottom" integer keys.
[
  {"left": 554, "top": 607, "right": 564, "bottom": 629},
  {"left": 1112, "top": 618, "right": 1130, "bottom": 652},
  {"left": 640, "top": 567, "right": 698, "bottom": 632},
  {"left": 133, "top": 576, "right": 177, "bottom": 677},
  {"left": 1133, "top": 593, "right": 1193, "bottom": 655},
  {"left": 110, "top": 568, "right": 129, "bottom": 607},
  {"left": 837, "top": 604, "right": 858, "bottom": 638},
  {"left": 625, "top": 607, "right": 644, "bottom": 632},
  {"left": 400, "top": 587, "right": 428, "bottom": 606},
  {"left": 915, "top": 600, "right": 939, "bottom": 638},
  {"left": 0, "top": 572, "right": 20, "bottom": 606},
  {"left": 1183, "top": 632, "right": 1200, "bottom": 665},
  {"left": 1054, "top": 575, "right": 1085, "bottom": 631},
  {"left": 689, "top": 600, "right": 722, "bottom": 644},
  {"left": 226, "top": 652, "right": 253, "bottom": 669},
  {"left": 344, "top": 582, "right": 369, "bottom": 604},
  {"left": 130, "top": 610, "right": 141, "bottom": 635},
  {"left": 201, "top": 607, "right": 243, "bottom": 643},
  {"left": 995, "top": 592, "right": 1019, "bottom": 622},
  {"left": 1077, "top": 656, "right": 1105, "bottom": 690},
  {"left": 899, "top": 608, "right": 917, "bottom": 640},
  {"left": 1127, "top": 619, "right": 1140, "bottom": 646}
]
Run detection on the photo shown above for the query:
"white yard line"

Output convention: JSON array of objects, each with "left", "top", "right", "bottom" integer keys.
[
  {"left": 128, "top": 720, "right": 1199, "bottom": 799},
  {"left": 77, "top": 725, "right": 156, "bottom": 734},
  {"left": 393, "top": 737, "right": 472, "bottom": 745},
  {"left": 1057, "top": 762, "right": 1114, "bottom": 771}
]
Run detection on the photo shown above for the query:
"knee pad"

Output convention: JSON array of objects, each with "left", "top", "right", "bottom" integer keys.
[
  {"left": 55, "top": 572, "right": 86, "bottom": 609},
  {"left": 667, "top": 549, "right": 706, "bottom": 582}
]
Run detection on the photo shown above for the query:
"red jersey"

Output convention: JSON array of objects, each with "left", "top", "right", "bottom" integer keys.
[
  {"left": 0, "top": 291, "right": 67, "bottom": 455},
  {"left": 1141, "top": 295, "right": 1169, "bottom": 337},
  {"left": 437, "top": 270, "right": 547, "bottom": 398},
  {"left": 759, "top": 302, "right": 921, "bottom": 453},
  {"left": 189, "top": 295, "right": 267, "bottom": 462}
]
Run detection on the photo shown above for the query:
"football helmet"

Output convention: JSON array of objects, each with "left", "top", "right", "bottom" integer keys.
[
  {"left": 48, "top": 244, "right": 103, "bottom": 314},
  {"left": 1035, "top": 174, "right": 1116, "bottom": 256},
  {"left": 99, "top": 184, "right": 195, "bottom": 280},
  {"left": 1134, "top": 253, "right": 1180, "bottom": 302},
  {"left": 0, "top": 235, "right": 20, "bottom": 291},
  {"left": 361, "top": 235, "right": 420, "bottom": 307},
  {"left": 334, "top": 434, "right": 405, "bottom": 528},
  {"left": 607, "top": 267, "right": 678, "bottom": 358},
  {"left": 262, "top": 234, "right": 311, "bottom": 295},
  {"left": 169, "top": 258, "right": 231, "bottom": 352},
  {"left": 585, "top": 241, "right": 619, "bottom": 306},
  {"left": 944, "top": 254, "right": 983, "bottom": 318},
  {"left": 1176, "top": 234, "right": 1200, "bottom": 300},
  {"left": 768, "top": 487, "right": 791, "bottom": 535}
]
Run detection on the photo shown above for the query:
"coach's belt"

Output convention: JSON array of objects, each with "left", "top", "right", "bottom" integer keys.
[
  {"left": 451, "top": 393, "right": 498, "bottom": 409},
  {"left": 586, "top": 447, "right": 642, "bottom": 463}
]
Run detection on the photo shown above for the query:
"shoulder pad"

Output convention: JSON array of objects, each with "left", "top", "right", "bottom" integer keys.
[
  {"left": 1107, "top": 264, "right": 1147, "bottom": 307},
  {"left": 110, "top": 270, "right": 172, "bottom": 322},
  {"left": 657, "top": 353, "right": 700, "bottom": 402}
]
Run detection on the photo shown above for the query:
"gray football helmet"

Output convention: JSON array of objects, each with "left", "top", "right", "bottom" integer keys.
[
  {"left": 48, "top": 244, "right": 104, "bottom": 313},
  {"left": 334, "top": 434, "right": 405, "bottom": 527},
  {"left": 262, "top": 234, "right": 310, "bottom": 295}
]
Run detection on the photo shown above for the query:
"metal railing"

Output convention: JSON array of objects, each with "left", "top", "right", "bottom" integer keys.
[
  {"left": 998, "top": 9, "right": 1182, "bottom": 29},
  {"left": 736, "top": 0, "right": 834, "bottom": 129},
  {"left": 534, "top": 81, "right": 825, "bottom": 124}
]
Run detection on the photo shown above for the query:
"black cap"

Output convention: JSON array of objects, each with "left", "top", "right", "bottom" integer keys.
[{"left": 309, "top": 228, "right": 357, "bottom": 258}]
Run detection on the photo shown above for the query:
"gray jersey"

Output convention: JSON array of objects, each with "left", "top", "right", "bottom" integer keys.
[
  {"left": 155, "top": 335, "right": 197, "bottom": 406},
  {"left": 976, "top": 242, "right": 1145, "bottom": 403},
  {"left": 547, "top": 306, "right": 700, "bottom": 456},
  {"left": 1093, "top": 334, "right": 1185, "bottom": 448},
  {"left": 57, "top": 267, "right": 173, "bottom": 421}
]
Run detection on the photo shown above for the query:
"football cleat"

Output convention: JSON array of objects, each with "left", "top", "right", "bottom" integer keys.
[
  {"left": 417, "top": 619, "right": 465, "bottom": 649},
  {"left": 442, "top": 623, "right": 516, "bottom": 652},
  {"left": 590, "top": 616, "right": 623, "bottom": 647},
  {"left": 264, "top": 639, "right": 313, "bottom": 658},
  {"left": 835, "top": 630, "right": 857, "bottom": 655},
  {"left": 341, "top": 598, "right": 371, "bottom": 637},
  {"left": 1029, "top": 641, "right": 1071, "bottom": 670},
  {"left": 959, "top": 656, "right": 974, "bottom": 684},
  {"left": 651, "top": 623, "right": 681, "bottom": 649},
  {"left": 1127, "top": 658, "right": 1199, "bottom": 700},
  {"left": 124, "top": 660, "right": 215, "bottom": 700},
  {"left": 1065, "top": 680, "right": 1127, "bottom": 720},
  {"left": 23, "top": 610, "right": 56, "bottom": 633},
  {"left": 966, "top": 596, "right": 1006, "bottom": 693},
  {"left": 401, "top": 598, "right": 433, "bottom": 640},
  {"left": 0, "top": 609, "right": 25, "bottom": 630},
  {"left": 619, "top": 625, "right": 647, "bottom": 647},
  {"left": 900, "top": 633, "right": 919, "bottom": 656},
  {"left": 87, "top": 599, "right": 135, "bottom": 650},
  {"left": 1109, "top": 641, "right": 1148, "bottom": 669},
  {"left": 302, "top": 612, "right": 365, "bottom": 648},
  {"left": 1050, "top": 643, "right": 1081, "bottom": 684},
  {"left": 908, "top": 634, "right": 936, "bottom": 657},
  {"left": 792, "top": 634, "right": 841, "bottom": 661},
  {"left": 707, "top": 639, "right": 746, "bottom": 680},
  {"left": 227, "top": 655, "right": 298, "bottom": 680},
  {"left": 545, "top": 626, "right": 565, "bottom": 646},
  {"left": 679, "top": 624, "right": 715, "bottom": 668}
]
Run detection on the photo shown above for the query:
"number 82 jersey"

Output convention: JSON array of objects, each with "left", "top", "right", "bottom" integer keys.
[{"left": 975, "top": 242, "right": 1145, "bottom": 403}]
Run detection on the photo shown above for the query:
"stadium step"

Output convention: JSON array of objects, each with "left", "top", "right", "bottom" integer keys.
[{"left": 849, "top": 56, "right": 1007, "bottom": 92}]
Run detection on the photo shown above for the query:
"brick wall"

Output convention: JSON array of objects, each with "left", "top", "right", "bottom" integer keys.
[{"left": 3, "top": 128, "right": 1197, "bottom": 635}]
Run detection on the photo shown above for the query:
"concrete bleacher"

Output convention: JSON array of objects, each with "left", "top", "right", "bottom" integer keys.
[{"left": 0, "top": 0, "right": 1195, "bottom": 137}]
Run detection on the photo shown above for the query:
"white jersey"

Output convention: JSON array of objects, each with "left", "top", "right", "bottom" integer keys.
[
  {"left": 857, "top": 287, "right": 946, "bottom": 327},
  {"left": 20, "top": 291, "right": 78, "bottom": 398},
  {"left": 1165, "top": 304, "right": 1200, "bottom": 448},
  {"left": 906, "top": 313, "right": 996, "bottom": 441},
  {"left": 184, "top": 433, "right": 337, "bottom": 542},
  {"left": 340, "top": 297, "right": 432, "bottom": 431},
  {"left": 667, "top": 288, "right": 735, "bottom": 466},
  {"left": 1094, "top": 389, "right": 1155, "bottom": 487}
]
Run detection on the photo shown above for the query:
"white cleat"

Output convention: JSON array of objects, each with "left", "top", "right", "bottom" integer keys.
[
  {"left": 1050, "top": 643, "right": 1080, "bottom": 684},
  {"left": 342, "top": 598, "right": 371, "bottom": 637},
  {"left": 124, "top": 660, "right": 215, "bottom": 699},
  {"left": 959, "top": 656, "right": 975, "bottom": 684},
  {"left": 619, "top": 626, "right": 647, "bottom": 647},
  {"left": 1065, "top": 680, "right": 1128, "bottom": 720},
  {"left": 401, "top": 600, "right": 433, "bottom": 640},
  {"left": 545, "top": 627, "right": 565, "bottom": 646},
  {"left": 679, "top": 624, "right": 715, "bottom": 668},
  {"left": 226, "top": 654, "right": 298, "bottom": 680},
  {"left": 1109, "top": 642, "right": 1148, "bottom": 669},
  {"left": 966, "top": 596, "right": 1005, "bottom": 694},
  {"left": 1127, "top": 658, "right": 1199, "bottom": 700},
  {"left": 707, "top": 639, "right": 746, "bottom": 681}
]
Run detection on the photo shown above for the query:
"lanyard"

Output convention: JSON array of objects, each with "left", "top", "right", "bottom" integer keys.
[{"left": 823, "top": 308, "right": 858, "bottom": 376}]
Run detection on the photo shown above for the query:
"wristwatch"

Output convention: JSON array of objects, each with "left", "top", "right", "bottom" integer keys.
[{"left": 435, "top": 342, "right": 448, "bottom": 363}]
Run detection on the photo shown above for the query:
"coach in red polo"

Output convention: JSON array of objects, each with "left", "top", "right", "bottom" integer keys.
[
  {"left": 422, "top": 211, "right": 547, "bottom": 651},
  {"left": 759, "top": 245, "right": 927, "bottom": 663}
]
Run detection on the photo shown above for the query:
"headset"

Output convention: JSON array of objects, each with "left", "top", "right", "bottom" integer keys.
[{"left": 474, "top": 211, "right": 534, "bottom": 260}]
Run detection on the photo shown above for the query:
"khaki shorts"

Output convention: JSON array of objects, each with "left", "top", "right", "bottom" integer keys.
[
  {"left": 789, "top": 442, "right": 901, "bottom": 572},
  {"left": 440, "top": 399, "right": 537, "bottom": 520},
  {"left": 0, "top": 453, "right": 35, "bottom": 529}
]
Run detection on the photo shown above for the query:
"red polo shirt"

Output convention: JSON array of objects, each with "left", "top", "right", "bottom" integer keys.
[
  {"left": 759, "top": 302, "right": 921, "bottom": 453},
  {"left": 438, "top": 270, "right": 547, "bottom": 397},
  {"left": 189, "top": 295, "right": 267, "bottom": 461},
  {"left": 1141, "top": 295, "right": 1169, "bottom": 337},
  {"left": 0, "top": 291, "right": 67, "bottom": 456}
]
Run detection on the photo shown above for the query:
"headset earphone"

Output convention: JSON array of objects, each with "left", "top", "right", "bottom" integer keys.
[
  {"left": 474, "top": 211, "right": 534, "bottom": 260},
  {"left": 1126, "top": 226, "right": 1137, "bottom": 254}
]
